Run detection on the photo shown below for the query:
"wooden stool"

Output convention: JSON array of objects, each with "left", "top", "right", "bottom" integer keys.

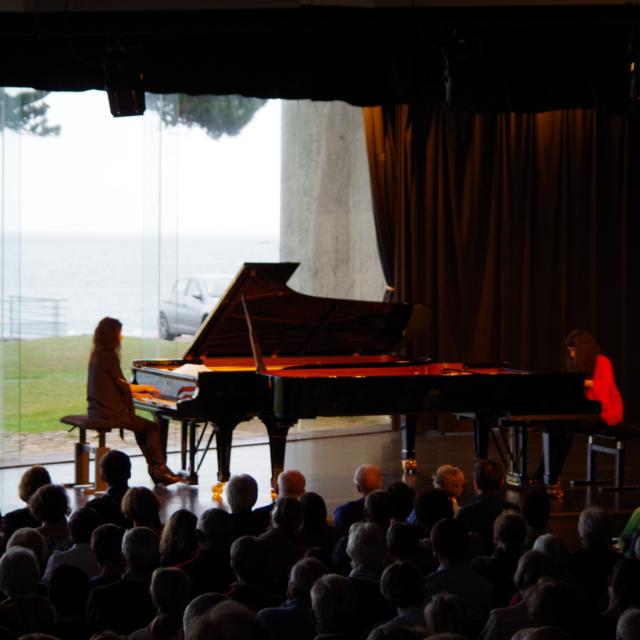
[
  {"left": 573, "top": 422, "right": 640, "bottom": 491},
  {"left": 61, "top": 415, "right": 118, "bottom": 493}
]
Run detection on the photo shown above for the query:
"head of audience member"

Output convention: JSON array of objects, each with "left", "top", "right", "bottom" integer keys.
[
  {"left": 276, "top": 470, "right": 306, "bottom": 498},
  {"left": 183, "top": 593, "right": 228, "bottom": 638},
  {"left": 353, "top": 464, "right": 383, "bottom": 497},
  {"left": 310, "top": 574, "right": 357, "bottom": 636},
  {"left": 122, "top": 526, "right": 160, "bottom": 576},
  {"left": 29, "top": 483, "right": 69, "bottom": 525},
  {"left": 364, "top": 490, "right": 394, "bottom": 531},
  {"left": 380, "top": 561, "right": 425, "bottom": 610},
  {"left": 299, "top": 492, "right": 329, "bottom": 531},
  {"left": 386, "top": 522, "right": 420, "bottom": 561},
  {"left": 18, "top": 465, "right": 51, "bottom": 504},
  {"left": 423, "top": 593, "right": 468, "bottom": 638},
  {"left": 432, "top": 465, "right": 465, "bottom": 499},
  {"left": 413, "top": 489, "right": 454, "bottom": 534},
  {"left": 160, "top": 508, "right": 198, "bottom": 564},
  {"left": 523, "top": 488, "right": 552, "bottom": 531},
  {"left": 431, "top": 518, "right": 468, "bottom": 565},
  {"left": 347, "top": 522, "right": 387, "bottom": 573},
  {"left": 513, "top": 550, "right": 556, "bottom": 597},
  {"left": 577, "top": 506, "right": 613, "bottom": 550},
  {"left": 511, "top": 627, "right": 573, "bottom": 640},
  {"left": 617, "top": 608, "right": 640, "bottom": 640},
  {"left": 225, "top": 475, "right": 258, "bottom": 514},
  {"left": 188, "top": 601, "right": 268, "bottom": 640},
  {"left": 121, "top": 486, "right": 161, "bottom": 529},
  {"left": 533, "top": 534, "right": 570, "bottom": 575},
  {"left": 493, "top": 509, "right": 527, "bottom": 554},
  {"left": 7, "top": 527, "right": 45, "bottom": 564},
  {"left": 270, "top": 497, "right": 302, "bottom": 534},
  {"left": 386, "top": 481, "right": 416, "bottom": 522},
  {"left": 525, "top": 577, "right": 584, "bottom": 635},
  {"left": 424, "top": 635, "right": 468, "bottom": 640},
  {"left": 0, "top": 547, "right": 41, "bottom": 597},
  {"left": 89, "top": 632, "right": 126, "bottom": 640},
  {"left": 148, "top": 567, "right": 192, "bottom": 638},
  {"left": 99, "top": 449, "right": 131, "bottom": 490},
  {"left": 230, "top": 536, "right": 268, "bottom": 585},
  {"left": 197, "top": 508, "right": 233, "bottom": 550},
  {"left": 91, "top": 523, "right": 125, "bottom": 572},
  {"left": 69, "top": 507, "right": 102, "bottom": 545},
  {"left": 304, "top": 546, "right": 334, "bottom": 572},
  {"left": 610, "top": 559, "right": 640, "bottom": 612},
  {"left": 49, "top": 564, "right": 91, "bottom": 618},
  {"left": 472, "top": 458, "right": 504, "bottom": 493},
  {"left": 286, "top": 557, "right": 328, "bottom": 601}
]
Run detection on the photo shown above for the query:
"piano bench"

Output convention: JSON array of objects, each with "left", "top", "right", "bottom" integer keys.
[
  {"left": 572, "top": 422, "right": 640, "bottom": 492},
  {"left": 60, "top": 415, "right": 118, "bottom": 493}
]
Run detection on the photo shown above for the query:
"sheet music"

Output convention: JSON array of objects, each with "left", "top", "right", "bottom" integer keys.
[{"left": 172, "top": 363, "right": 210, "bottom": 376}]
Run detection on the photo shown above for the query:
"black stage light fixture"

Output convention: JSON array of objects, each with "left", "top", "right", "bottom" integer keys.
[{"left": 104, "top": 48, "right": 146, "bottom": 117}]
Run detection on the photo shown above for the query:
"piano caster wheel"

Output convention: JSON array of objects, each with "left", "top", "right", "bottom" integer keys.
[
  {"left": 402, "top": 459, "right": 417, "bottom": 475},
  {"left": 211, "top": 481, "right": 226, "bottom": 501}
]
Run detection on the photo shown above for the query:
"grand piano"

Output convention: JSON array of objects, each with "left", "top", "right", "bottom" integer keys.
[{"left": 132, "top": 262, "right": 600, "bottom": 487}]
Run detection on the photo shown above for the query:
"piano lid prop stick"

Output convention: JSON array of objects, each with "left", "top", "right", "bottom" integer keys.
[{"left": 241, "top": 293, "right": 266, "bottom": 374}]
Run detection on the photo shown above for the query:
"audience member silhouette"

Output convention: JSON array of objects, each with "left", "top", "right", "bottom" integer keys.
[
  {"left": 0, "top": 547, "right": 54, "bottom": 636},
  {"left": 298, "top": 492, "right": 339, "bottom": 553},
  {"left": 6, "top": 527, "right": 45, "bottom": 568},
  {"left": 187, "top": 600, "right": 268, "bottom": 640},
  {"left": 159, "top": 508, "right": 198, "bottom": 566},
  {"left": 43, "top": 507, "right": 102, "bottom": 584},
  {"left": 379, "top": 561, "right": 426, "bottom": 628},
  {"left": 49, "top": 564, "right": 91, "bottom": 640},
  {"left": 385, "top": 481, "right": 415, "bottom": 524},
  {"left": 29, "top": 484, "right": 71, "bottom": 559},
  {"left": 121, "top": 487, "right": 162, "bottom": 532},
  {"left": 226, "top": 536, "right": 280, "bottom": 611},
  {"left": 423, "top": 517, "right": 494, "bottom": 635},
  {"left": 432, "top": 464, "right": 467, "bottom": 514},
  {"left": 456, "top": 458, "right": 517, "bottom": 554},
  {"left": 616, "top": 608, "right": 640, "bottom": 640},
  {"left": 129, "top": 567, "right": 191, "bottom": 640},
  {"left": 412, "top": 489, "right": 454, "bottom": 539},
  {"left": 90, "top": 523, "right": 125, "bottom": 588},
  {"left": 0, "top": 465, "right": 50, "bottom": 550},
  {"left": 177, "top": 508, "right": 234, "bottom": 598},
  {"left": 226, "top": 474, "right": 266, "bottom": 538},
  {"left": 182, "top": 592, "right": 228, "bottom": 638},
  {"left": 522, "top": 489, "right": 552, "bottom": 550},
  {"left": 310, "top": 574, "right": 358, "bottom": 640},
  {"left": 86, "top": 527, "right": 159, "bottom": 634},
  {"left": 85, "top": 450, "right": 132, "bottom": 528},
  {"left": 333, "top": 464, "right": 383, "bottom": 537},
  {"left": 423, "top": 593, "right": 469, "bottom": 638},
  {"left": 257, "top": 557, "right": 327, "bottom": 640}
]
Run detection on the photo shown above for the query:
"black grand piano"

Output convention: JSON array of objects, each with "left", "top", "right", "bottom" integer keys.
[{"left": 132, "top": 262, "right": 600, "bottom": 487}]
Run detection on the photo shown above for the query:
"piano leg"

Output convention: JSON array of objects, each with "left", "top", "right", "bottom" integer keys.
[
  {"left": 262, "top": 418, "right": 296, "bottom": 492},
  {"left": 213, "top": 419, "right": 239, "bottom": 483},
  {"left": 474, "top": 413, "right": 493, "bottom": 460},
  {"left": 401, "top": 415, "right": 417, "bottom": 474}
]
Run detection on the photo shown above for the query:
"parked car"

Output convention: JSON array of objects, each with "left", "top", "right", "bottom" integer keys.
[{"left": 159, "top": 274, "right": 232, "bottom": 340}]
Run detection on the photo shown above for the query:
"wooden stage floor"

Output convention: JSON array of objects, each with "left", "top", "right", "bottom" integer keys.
[{"left": 0, "top": 422, "right": 637, "bottom": 549}]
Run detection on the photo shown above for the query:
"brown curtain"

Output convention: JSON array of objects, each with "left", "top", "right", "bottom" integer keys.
[{"left": 364, "top": 104, "right": 640, "bottom": 416}]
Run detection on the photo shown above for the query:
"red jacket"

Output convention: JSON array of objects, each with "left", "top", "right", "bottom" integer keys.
[{"left": 585, "top": 354, "right": 623, "bottom": 425}]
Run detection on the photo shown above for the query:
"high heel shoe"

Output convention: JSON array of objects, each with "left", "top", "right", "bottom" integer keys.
[{"left": 149, "top": 464, "right": 182, "bottom": 485}]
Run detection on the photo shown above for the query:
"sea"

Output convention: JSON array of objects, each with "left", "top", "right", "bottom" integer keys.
[{"left": 2, "top": 232, "right": 279, "bottom": 338}]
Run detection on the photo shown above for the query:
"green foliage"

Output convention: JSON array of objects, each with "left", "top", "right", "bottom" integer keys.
[
  {"left": 148, "top": 94, "right": 267, "bottom": 139},
  {"left": 0, "top": 89, "right": 60, "bottom": 136}
]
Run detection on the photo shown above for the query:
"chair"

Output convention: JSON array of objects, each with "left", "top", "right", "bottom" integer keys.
[
  {"left": 60, "top": 415, "right": 119, "bottom": 492},
  {"left": 573, "top": 422, "right": 640, "bottom": 491}
]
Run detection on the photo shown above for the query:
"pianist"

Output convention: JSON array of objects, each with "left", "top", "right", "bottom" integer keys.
[{"left": 87, "top": 317, "right": 182, "bottom": 485}]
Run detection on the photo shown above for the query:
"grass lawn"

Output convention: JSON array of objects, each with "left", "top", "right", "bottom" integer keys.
[{"left": 1, "top": 335, "right": 184, "bottom": 433}]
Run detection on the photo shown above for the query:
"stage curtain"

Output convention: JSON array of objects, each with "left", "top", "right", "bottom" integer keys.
[{"left": 364, "top": 104, "right": 640, "bottom": 416}]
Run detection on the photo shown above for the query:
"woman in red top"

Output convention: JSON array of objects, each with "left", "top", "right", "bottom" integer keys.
[{"left": 534, "top": 329, "right": 623, "bottom": 487}]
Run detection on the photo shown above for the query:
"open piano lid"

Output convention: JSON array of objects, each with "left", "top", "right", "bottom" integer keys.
[{"left": 184, "top": 263, "right": 428, "bottom": 360}]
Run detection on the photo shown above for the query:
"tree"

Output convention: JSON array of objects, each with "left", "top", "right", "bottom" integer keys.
[
  {"left": 0, "top": 89, "right": 60, "bottom": 136},
  {"left": 147, "top": 94, "right": 267, "bottom": 139}
]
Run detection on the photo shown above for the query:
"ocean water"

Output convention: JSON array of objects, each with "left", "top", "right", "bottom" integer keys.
[{"left": 2, "top": 233, "right": 279, "bottom": 338}]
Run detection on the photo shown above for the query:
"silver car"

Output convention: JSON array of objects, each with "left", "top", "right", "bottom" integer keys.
[{"left": 159, "top": 274, "right": 231, "bottom": 340}]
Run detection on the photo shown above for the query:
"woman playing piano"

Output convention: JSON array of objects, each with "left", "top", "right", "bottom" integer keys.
[
  {"left": 534, "top": 329, "right": 623, "bottom": 489},
  {"left": 87, "top": 317, "right": 182, "bottom": 485}
]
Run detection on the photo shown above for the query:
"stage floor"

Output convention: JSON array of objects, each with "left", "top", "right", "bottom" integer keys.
[{"left": 0, "top": 422, "right": 637, "bottom": 550}]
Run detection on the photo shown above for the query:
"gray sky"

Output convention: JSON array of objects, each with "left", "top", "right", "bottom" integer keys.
[{"left": 14, "top": 90, "right": 281, "bottom": 236}]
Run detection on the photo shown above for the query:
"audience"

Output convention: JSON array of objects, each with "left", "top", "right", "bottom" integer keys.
[
  {"left": 333, "top": 464, "right": 383, "bottom": 536},
  {"left": 0, "top": 454, "right": 637, "bottom": 640},
  {"left": 0, "top": 465, "right": 51, "bottom": 550}
]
